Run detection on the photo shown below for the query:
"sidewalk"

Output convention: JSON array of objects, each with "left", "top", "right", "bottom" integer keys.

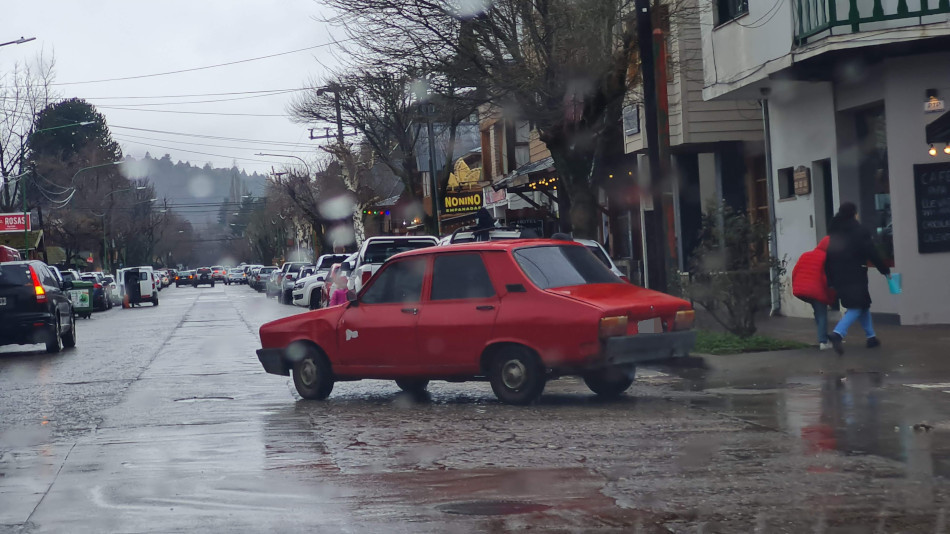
[{"left": 688, "top": 310, "right": 950, "bottom": 383}]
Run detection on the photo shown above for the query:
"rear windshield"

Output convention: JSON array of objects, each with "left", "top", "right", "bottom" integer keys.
[
  {"left": 198, "top": 268, "right": 211, "bottom": 274},
  {"left": 61, "top": 272, "right": 79, "bottom": 282},
  {"left": 0, "top": 264, "right": 31, "bottom": 286},
  {"left": 317, "top": 255, "right": 348, "bottom": 269},
  {"left": 585, "top": 245, "right": 612, "bottom": 268},
  {"left": 364, "top": 241, "right": 434, "bottom": 264},
  {"left": 285, "top": 263, "right": 307, "bottom": 273},
  {"left": 260, "top": 267, "right": 277, "bottom": 273},
  {"left": 513, "top": 245, "right": 620, "bottom": 289},
  {"left": 103, "top": 276, "right": 115, "bottom": 283}
]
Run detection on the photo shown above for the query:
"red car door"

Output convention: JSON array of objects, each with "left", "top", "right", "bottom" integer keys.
[
  {"left": 416, "top": 252, "right": 499, "bottom": 374},
  {"left": 336, "top": 256, "right": 427, "bottom": 375}
]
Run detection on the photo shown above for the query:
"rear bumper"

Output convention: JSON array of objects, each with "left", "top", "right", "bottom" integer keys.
[
  {"left": 0, "top": 313, "right": 54, "bottom": 345},
  {"left": 602, "top": 330, "right": 697, "bottom": 366},
  {"left": 257, "top": 348, "right": 289, "bottom": 376}
]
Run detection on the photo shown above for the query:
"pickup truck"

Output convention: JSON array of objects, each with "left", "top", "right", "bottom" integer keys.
[{"left": 345, "top": 236, "right": 439, "bottom": 293}]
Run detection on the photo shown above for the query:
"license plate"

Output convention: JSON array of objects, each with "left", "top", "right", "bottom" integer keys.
[
  {"left": 0, "top": 297, "right": 6, "bottom": 306},
  {"left": 637, "top": 317, "right": 661, "bottom": 334}
]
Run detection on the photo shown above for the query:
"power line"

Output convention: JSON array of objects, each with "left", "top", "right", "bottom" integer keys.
[
  {"left": 0, "top": 90, "right": 301, "bottom": 107},
  {"left": 98, "top": 106, "right": 288, "bottom": 117},
  {"left": 50, "top": 40, "right": 352, "bottom": 86},
  {"left": 112, "top": 139, "right": 291, "bottom": 163},
  {"left": 113, "top": 133, "right": 314, "bottom": 153},
  {"left": 0, "top": 87, "right": 311, "bottom": 100},
  {"left": 109, "top": 125, "right": 311, "bottom": 147}
]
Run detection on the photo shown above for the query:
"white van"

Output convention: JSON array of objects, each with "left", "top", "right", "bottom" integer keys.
[{"left": 117, "top": 266, "right": 158, "bottom": 307}]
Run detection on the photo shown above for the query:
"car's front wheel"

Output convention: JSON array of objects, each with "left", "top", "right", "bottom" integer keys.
[
  {"left": 488, "top": 346, "right": 545, "bottom": 405},
  {"left": 395, "top": 378, "right": 429, "bottom": 393},
  {"left": 292, "top": 346, "right": 334, "bottom": 400},
  {"left": 308, "top": 289, "right": 321, "bottom": 310},
  {"left": 152, "top": 293, "right": 159, "bottom": 306},
  {"left": 45, "top": 316, "right": 63, "bottom": 354},
  {"left": 62, "top": 313, "right": 76, "bottom": 349},
  {"left": 583, "top": 366, "right": 635, "bottom": 398}
]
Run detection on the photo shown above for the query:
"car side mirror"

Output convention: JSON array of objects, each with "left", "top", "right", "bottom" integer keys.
[{"left": 347, "top": 291, "right": 359, "bottom": 307}]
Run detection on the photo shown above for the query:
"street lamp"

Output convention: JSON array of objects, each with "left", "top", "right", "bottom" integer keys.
[
  {"left": 255, "top": 153, "right": 311, "bottom": 176},
  {"left": 0, "top": 36, "right": 36, "bottom": 48}
]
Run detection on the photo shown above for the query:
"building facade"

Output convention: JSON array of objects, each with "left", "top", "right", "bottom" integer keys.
[{"left": 700, "top": 0, "right": 950, "bottom": 324}]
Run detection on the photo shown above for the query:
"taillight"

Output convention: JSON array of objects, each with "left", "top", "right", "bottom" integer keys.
[
  {"left": 599, "top": 316, "right": 628, "bottom": 339},
  {"left": 94, "top": 283, "right": 102, "bottom": 289},
  {"left": 620, "top": 275, "right": 630, "bottom": 283},
  {"left": 361, "top": 271, "right": 372, "bottom": 286},
  {"left": 29, "top": 267, "right": 47, "bottom": 304},
  {"left": 672, "top": 310, "right": 695, "bottom": 331}
]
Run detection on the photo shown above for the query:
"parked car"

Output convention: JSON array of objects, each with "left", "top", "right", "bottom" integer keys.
[
  {"left": 292, "top": 254, "right": 351, "bottom": 309},
  {"left": 265, "top": 268, "right": 284, "bottom": 298},
  {"left": 244, "top": 264, "right": 263, "bottom": 282},
  {"left": 101, "top": 275, "right": 121, "bottom": 305},
  {"left": 211, "top": 265, "right": 227, "bottom": 281},
  {"left": 194, "top": 267, "right": 215, "bottom": 287},
  {"left": 256, "top": 240, "right": 696, "bottom": 404},
  {"left": 117, "top": 266, "right": 158, "bottom": 307},
  {"left": 251, "top": 266, "right": 277, "bottom": 292},
  {"left": 0, "top": 260, "right": 76, "bottom": 353},
  {"left": 345, "top": 236, "right": 439, "bottom": 294},
  {"left": 226, "top": 267, "right": 245, "bottom": 285},
  {"left": 176, "top": 270, "right": 195, "bottom": 287},
  {"left": 0, "top": 245, "right": 22, "bottom": 262},
  {"left": 275, "top": 261, "right": 311, "bottom": 304},
  {"left": 80, "top": 272, "right": 112, "bottom": 311}
]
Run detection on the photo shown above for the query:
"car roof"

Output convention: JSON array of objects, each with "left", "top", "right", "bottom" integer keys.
[{"left": 392, "top": 238, "right": 582, "bottom": 259}]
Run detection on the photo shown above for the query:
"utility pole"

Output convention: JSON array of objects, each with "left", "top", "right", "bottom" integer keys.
[
  {"left": 419, "top": 101, "right": 441, "bottom": 236},
  {"left": 635, "top": 0, "right": 669, "bottom": 293}
]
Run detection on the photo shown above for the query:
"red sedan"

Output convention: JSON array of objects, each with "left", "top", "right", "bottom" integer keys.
[{"left": 256, "top": 239, "right": 696, "bottom": 404}]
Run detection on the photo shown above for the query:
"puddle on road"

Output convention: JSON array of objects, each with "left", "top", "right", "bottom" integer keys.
[
  {"left": 673, "top": 370, "right": 950, "bottom": 478},
  {"left": 173, "top": 396, "right": 234, "bottom": 403},
  {"left": 437, "top": 499, "right": 551, "bottom": 515}
]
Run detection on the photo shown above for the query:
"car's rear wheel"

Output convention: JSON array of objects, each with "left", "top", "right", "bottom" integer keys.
[
  {"left": 583, "top": 366, "right": 635, "bottom": 398},
  {"left": 395, "top": 378, "right": 429, "bottom": 393},
  {"left": 45, "top": 316, "right": 62, "bottom": 353},
  {"left": 488, "top": 346, "right": 545, "bottom": 405},
  {"left": 292, "top": 346, "right": 334, "bottom": 400},
  {"left": 152, "top": 293, "right": 159, "bottom": 306},
  {"left": 62, "top": 313, "right": 76, "bottom": 348}
]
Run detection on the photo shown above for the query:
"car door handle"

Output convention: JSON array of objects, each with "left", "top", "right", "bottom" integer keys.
[
  {"left": 476, "top": 305, "right": 495, "bottom": 311},
  {"left": 401, "top": 308, "right": 418, "bottom": 315}
]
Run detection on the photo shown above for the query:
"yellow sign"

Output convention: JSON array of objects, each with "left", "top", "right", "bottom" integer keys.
[
  {"left": 443, "top": 191, "right": 483, "bottom": 214},
  {"left": 447, "top": 159, "right": 481, "bottom": 190}
]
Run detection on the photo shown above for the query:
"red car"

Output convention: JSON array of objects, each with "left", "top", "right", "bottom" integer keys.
[{"left": 256, "top": 240, "right": 696, "bottom": 405}]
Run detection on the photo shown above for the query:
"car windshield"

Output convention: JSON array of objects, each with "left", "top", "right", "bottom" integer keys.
[
  {"left": 364, "top": 240, "right": 434, "bottom": 264},
  {"left": 0, "top": 264, "right": 31, "bottom": 286},
  {"left": 513, "top": 245, "right": 621, "bottom": 289}
]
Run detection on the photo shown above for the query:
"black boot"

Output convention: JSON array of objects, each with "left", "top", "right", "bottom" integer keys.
[
  {"left": 866, "top": 337, "right": 881, "bottom": 349},
  {"left": 829, "top": 332, "right": 844, "bottom": 355}
]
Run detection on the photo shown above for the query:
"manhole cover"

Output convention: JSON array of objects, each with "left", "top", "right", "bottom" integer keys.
[
  {"left": 436, "top": 500, "right": 551, "bottom": 516},
  {"left": 173, "top": 396, "right": 234, "bottom": 403}
]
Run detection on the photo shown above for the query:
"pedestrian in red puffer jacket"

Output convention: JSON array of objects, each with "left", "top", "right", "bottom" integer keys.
[{"left": 792, "top": 236, "right": 836, "bottom": 349}]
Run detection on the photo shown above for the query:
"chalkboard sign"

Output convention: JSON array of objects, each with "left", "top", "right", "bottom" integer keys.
[{"left": 914, "top": 162, "right": 950, "bottom": 254}]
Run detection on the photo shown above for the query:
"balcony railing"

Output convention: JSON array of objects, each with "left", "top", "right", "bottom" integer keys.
[{"left": 795, "top": 0, "right": 950, "bottom": 44}]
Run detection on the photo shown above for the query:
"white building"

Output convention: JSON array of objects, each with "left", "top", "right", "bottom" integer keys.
[{"left": 700, "top": 0, "right": 950, "bottom": 324}]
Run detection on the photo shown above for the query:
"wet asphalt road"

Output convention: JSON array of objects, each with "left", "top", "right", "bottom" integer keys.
[{"left": 2, "top": 285, "right": 950, "bottom": 533}]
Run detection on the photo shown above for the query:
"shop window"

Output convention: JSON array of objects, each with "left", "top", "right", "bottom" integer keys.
[
  {"left": 623, "top": 105, "right": 640, "bottom": 136},
  {"left": 715, "top": 0, "right": 749, "bottom": 25},
  {"left": 777, "top": 167, "right": 795, "bottom": 199},
  {"left": 854, "top": 105, "right": 893, "bottom": 265}
]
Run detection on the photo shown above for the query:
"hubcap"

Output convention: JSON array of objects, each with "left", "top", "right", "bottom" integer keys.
[
  {"left": 501, "top": 359, "right": 527, "bottom": 389},
  {"left": 300, "top": 359, "right": 317, "bottom": 386}
]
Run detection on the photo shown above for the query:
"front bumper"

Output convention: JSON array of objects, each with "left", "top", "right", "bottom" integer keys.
[
  {"left": 602, "top": 330, "right": 697, "bottom": 366},
  {"left": 257, "top": 348, "right": 289, "bottom": 376}
]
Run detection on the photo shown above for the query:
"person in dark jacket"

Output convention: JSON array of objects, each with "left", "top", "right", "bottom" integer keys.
[{"left": 824, "top": 202, "right": 891, "bottom": 354}]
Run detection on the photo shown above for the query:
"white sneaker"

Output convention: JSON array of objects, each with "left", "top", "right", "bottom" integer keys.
[{"left": 819, "top": 342, "right": 833, "bottom": 350}]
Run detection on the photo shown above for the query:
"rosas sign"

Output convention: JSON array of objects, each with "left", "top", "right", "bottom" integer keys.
[{"left": 0, "top": 213, "right": 31, "bottom": 233}]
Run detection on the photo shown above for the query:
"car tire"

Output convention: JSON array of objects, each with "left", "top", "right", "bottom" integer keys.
[
  {"left": 62, "top": 313, "right": 76, "bottom": 349},
  {"left": 488, "top": 346, "right": 546, "bottom": 405},
  {"left": 583, "top": 366, "right": 635, "bottom": 398},
  {"left": 395, "top": 378, "right": 429, "bottom": 393},
  {"left": 292, "top": 346, "right": 334, "bottom": 400},
  {"left": 152, "top": 293, "right": 159, "bottom": 306},
  {"left": 45, "top": 316, "right": 63, "bottom": 354},
  {"left": 308, "top": 289, "right": 321, "bottom": 310},
  {"left": 211, "top": 282, "right": 215, "bottom": 288},
  {"left": 282, "top": 289, "right": 292, "bottom": 305}
]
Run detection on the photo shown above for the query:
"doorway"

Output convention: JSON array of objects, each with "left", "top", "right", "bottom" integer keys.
[{"left": 813, "top": 158, "right": 834, "bottom": 240}]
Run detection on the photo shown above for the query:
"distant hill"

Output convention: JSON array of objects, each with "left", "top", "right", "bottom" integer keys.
[{"left": 125, "top": 153, "right": 268, "bottom": 227}]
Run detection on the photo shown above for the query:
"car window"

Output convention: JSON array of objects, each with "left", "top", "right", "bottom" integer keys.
[
  {"left": 0, "top": 264, "right": 31, "bottom": 286},
  {"left": 513, "top": 245, "right": 620, "bottom": 289},
  {"left": 585, "top": 245, "right": 612, "bottom": 268},
  {"left": 61, "top": 272, "right": 78, "bottom": 283},
  {"left": 363, "top": 240, "right": 434, "bottom": 264},
  {"left": 431, "top": 254, "right": 495, "bottom": 301},
  {"left": 139, "top": 272, "right": 150, "bottom": 281},
  {"left": 360, "top": 258, "right": 426, "bottom": 305}
]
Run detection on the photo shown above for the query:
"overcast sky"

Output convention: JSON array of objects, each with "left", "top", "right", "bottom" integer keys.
[{"left": 3, "top": 0, "right": 343, "bottom": 175}]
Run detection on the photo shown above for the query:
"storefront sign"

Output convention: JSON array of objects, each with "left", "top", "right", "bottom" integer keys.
[
  {"left": 913, "top": 162, "right": 950, "bottom": 253},
  {"left": 0, "top": 213, "right": 30, "bottom": 233},
  {"left": 443, "top": 191, "right": 483, "bottom": 214},
  {"left": 793, "top": 166, "right": 811, "bottom": 196},
  {"left": 925, "top": 98, "right": 946, "bottom": 113}
]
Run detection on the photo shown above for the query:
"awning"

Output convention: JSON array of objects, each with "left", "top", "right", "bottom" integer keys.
[
  {"left": 926, "top": 110, "right": 950, "bottom": 144},
  {"left": 0, "top": 230, "right": 43, "bottom": 251},
  {"left": 492, "top": 157, "right": 554, "bottom": 191}
]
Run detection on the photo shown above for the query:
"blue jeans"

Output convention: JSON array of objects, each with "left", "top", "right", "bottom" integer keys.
[
  {"left": 833, "top": 307, "right": 876, "bottom": 339},
  {"left": 811, "top": 301, "right": 829, "bottom": 344}
]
